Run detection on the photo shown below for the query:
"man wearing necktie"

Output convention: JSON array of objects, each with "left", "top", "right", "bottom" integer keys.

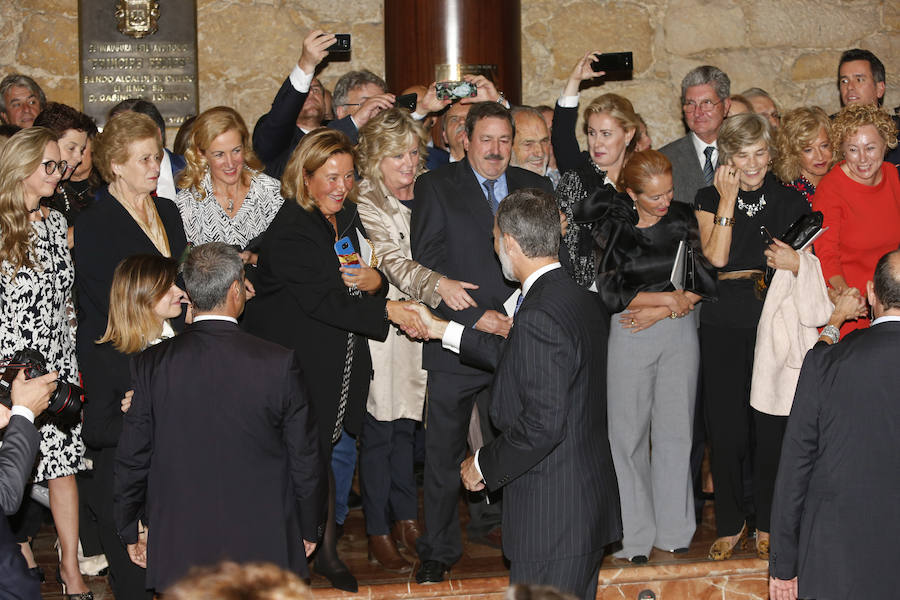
[
  {"left": 410, "top": 102, "right": 554, "bottom": 584},
  {"left": 660, "top": 65, "right": 732, "bottom": 204},
  {"left": 407, "top": 189, "right": 621, "bottom": 600}
]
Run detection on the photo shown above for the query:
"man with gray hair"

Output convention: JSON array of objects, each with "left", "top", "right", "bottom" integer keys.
[
  {"left": 408, "top": 189, "right": 621, "bottom": 599},
  {"left": 742, "top": 87, "right": 780, "bottom": 129},
  {"left": 660, "top": 65, "right": 731, "bottom": 205},
  {"left": 510, "top": 106, "right": 552, "bottom": 181},
  {"left": 0, "top": 74, "right": 46, "bottom": 129},
  {"left": 114, "top": 242, "right": 324, "bottom": 592}
]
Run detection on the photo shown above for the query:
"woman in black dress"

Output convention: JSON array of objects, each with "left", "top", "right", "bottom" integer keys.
[
  {"left": 694, "top": 113, "right": 809, "bottom": 560},
  {"left": 242, "top": 129, "right": 423, "bottom": 592}
]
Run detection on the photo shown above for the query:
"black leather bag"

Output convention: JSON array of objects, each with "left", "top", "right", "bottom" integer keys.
[{"left": 780, "top": 211, "right": 824, "bottom": 250}]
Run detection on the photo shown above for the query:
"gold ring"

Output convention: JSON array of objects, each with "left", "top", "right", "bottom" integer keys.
[
  {"left": 630, "top": 319, "right": 635, "bottom": 326},
  {"left": 670, "top": 311, "right": 678, "bottom": 319}
]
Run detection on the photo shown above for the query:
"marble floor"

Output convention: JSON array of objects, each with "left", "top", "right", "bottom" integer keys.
[{"left": 31, "top": 494, "right": 768, "bottom": 599}]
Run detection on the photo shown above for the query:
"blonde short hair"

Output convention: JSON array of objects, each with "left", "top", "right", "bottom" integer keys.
[
  {"left": 773, "top": 106, "right": 833, "bottom": 183},
  {"left": 96, "top": 255, "right": 179, "bottom": 353},
  {"left": 357, "top": 108, "right": 427, "bottom": 187},
  {"left": 165, "top": 561, "right": 311, "bottom": 600},
  {"left": 582, "top": 93, "right": 640, "bottom": 188},
  {"left": 177, "top": 106, "right": 263, "bottom": 198},
  {"left": 94, "top": 112, "right": 161, "bottom": 183},
  {"left": 281, "top": 128, "right": 357, "bottom": 211},
  {"left": 0, "top": 127, "right": 58, "bottom": 276},
  {"left": 717, "top": 112, "right": 776, "bottom": 166},
  {"left": 831, "top": 103, "right": 899, "bottom": 162}
]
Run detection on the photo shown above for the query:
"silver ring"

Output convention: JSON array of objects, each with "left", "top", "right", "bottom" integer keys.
[{"left": 350, "top": 282, "right": 358, "bottom": 290}]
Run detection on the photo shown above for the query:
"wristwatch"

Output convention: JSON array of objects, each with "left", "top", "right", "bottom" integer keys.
[{"left": 821, "top": 324, "right": 840, "bottom": 344}]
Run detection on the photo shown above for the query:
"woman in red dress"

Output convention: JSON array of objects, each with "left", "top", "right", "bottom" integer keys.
[{"left": 813, "top": 103, "right": 900, "bottom": 336}]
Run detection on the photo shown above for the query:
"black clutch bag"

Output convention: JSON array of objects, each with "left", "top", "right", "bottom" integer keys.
[{"left": 780, "top": 211, "right": 823, "bottom": 250}]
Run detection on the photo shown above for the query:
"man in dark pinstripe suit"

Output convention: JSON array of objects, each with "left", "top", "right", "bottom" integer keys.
[{"left": 408, "top": 189, "right": 621, "bottom": 599}]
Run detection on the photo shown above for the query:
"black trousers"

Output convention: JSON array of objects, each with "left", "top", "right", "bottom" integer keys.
[
  {"left": 508, "top": 550, "right": 603, "bottom": 600},
  {"left": 84, "top": 449, "right": 153, "bottom": 600},
  {"left": 752, "top": 409, "right": 787, "bottom": 533},
  {"left": 700, "top": 323, "right": 756, "bottom": 537},
  {"left": 359, "top": 413, "right": 417, "bottom": 536},
  {"left": 416, "top": 371, "right": 500, "bottom": 566}
]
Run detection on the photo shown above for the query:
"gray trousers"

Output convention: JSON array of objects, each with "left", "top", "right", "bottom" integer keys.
[{"left": 607, "top": 311, "right": 698, "bottom": 557}]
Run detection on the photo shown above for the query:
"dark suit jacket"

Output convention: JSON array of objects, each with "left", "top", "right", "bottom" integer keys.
[
  {"left": 73, "top": 186, "right": 188, "bottom": 355},
  {"left": 165, "top": 149, "right": 186, "bottom": 183},
  {"left": 770, "top": 321, "right": 900, "bottom": 598},
  {"left": 0, "top": 415, "right": 42, "bottom": 599},
  {"left": 242, "top": 201, "right": 389, "bottom": 447},
  {"left": 459, "top": 267, "right": 622, "bottom": 562},
  {"left": 252, "top": 77, "right": 358, "bottom": 179},
  {"left": 425, "top": 146, "right": 450, "bottom": 171},
  {"left": 410, "top": 159, "right": 554, "bottom": 376},
  {"left": 660, "top": 134, "right": 709, "bottom": 205},
  {"left": 113, "top": 320, "right": 324, "bottom": 591}
]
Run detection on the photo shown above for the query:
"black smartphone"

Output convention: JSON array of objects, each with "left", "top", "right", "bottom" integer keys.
[
  {"left": 591, "top": 51, "right": 633, "bottom": 73},
  {"left": 326, "top": 34, "right": 351, "bottom": 53},
  {"left": 395, "top": 93, "right": 417, "bottom": 112}
]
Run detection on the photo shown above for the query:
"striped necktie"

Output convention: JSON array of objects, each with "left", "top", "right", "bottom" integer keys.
[
  {"left": 703, "top": 146, "right": 716, "bottom": 186},
  {"left": 482, "top": 179, "right": 499, "bottom": 213}
]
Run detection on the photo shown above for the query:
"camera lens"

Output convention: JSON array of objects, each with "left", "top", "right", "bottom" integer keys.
[{"left": 47, "top": 381, "right": 85, "bottom": 420}]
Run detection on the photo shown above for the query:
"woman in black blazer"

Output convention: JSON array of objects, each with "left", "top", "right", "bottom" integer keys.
[
  {"left": 242, "top": 129, "right": 422, "bottom": 592},
  {"left": 81, "top": 255, "right": 183, "bottom": 600},
  {"left": 73, "top": 111, "right": 188, "bottom": 361}
]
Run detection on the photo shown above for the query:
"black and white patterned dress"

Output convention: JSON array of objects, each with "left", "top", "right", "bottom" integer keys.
[
  {"left": 174, "top": 170, "right": 285, "bottom": 248},
  {"left": 0, "top": 210, "right": 84, "bottom": 482}
]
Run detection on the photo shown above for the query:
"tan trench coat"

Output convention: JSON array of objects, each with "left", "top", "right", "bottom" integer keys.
[{"left": 355, "top": 178, "right": 435, "bottom": 421}]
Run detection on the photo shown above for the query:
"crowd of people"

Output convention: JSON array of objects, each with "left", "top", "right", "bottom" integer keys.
[{"left": 1, "top": 29, "right": 899, "bottom": 600}]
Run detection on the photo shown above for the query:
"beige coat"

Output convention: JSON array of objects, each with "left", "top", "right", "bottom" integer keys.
[
  {"left": 355, "top": 178, "right": 432, "bottom": 421},
  {"left": 750, "top": 252, "right": 833, "bottom": 416}
]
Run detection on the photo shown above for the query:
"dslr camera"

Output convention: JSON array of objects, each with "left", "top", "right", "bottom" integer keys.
[{"left": 0, "top": 349, "right": 84, "bottom": 419}]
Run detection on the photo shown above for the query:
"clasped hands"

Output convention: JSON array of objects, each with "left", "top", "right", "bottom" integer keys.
[{"left": 620, "top": 291, "right": 695, "bottom": 333}]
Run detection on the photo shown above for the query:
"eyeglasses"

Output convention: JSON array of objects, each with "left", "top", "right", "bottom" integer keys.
[
  {"left": 41, "top": 160, "right": 68, "bottom": 175},
  {"left": 682, "top": 99, "right": 724, "bottom": 114}
]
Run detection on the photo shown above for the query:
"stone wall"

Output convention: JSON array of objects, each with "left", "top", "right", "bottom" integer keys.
[{"left": 2, "top": 1, "right": 897, "bottom": 148}]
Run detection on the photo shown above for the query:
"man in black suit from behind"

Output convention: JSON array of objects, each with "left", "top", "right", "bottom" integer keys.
[
  {"left": 114, "top": 243, "right": 324, "bottom": 592},
  {"left": 407, "top": 189, "right": 621, "bottom": 600},
  {"left": 0, "top": 370, "right": 57, "bottom": 600},
  {"left": 769, "top": 249, "right": 900, "bottom": 600},
  {"left": 410, "top": 101, "right": 554, "bottom": 584}
]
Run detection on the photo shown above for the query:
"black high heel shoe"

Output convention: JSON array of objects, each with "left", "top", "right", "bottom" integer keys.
[{"left": 57, "top": 566, "right": 95, "bottom": 600}]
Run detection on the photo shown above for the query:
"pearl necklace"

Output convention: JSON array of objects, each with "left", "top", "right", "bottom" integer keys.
[{"left": 737, "top": 193, "right": 766, "bottom": 217}]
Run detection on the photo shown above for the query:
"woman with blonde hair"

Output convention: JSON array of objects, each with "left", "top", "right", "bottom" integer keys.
[
  {"left": 354, "top": 108, "right": 478, "bottom": 571},
  {"left": 175, "top": 106, "right": 283, "bottom": 263},
  {"left": 243, "top": 128, "right": 424, "bottom": 592},
  {"left": 595, "top": 150, "right": 716, "bottom": 563},
  {"left": 552, "top": 51, "right": 640, "bottom": 288},
  {"left": 812, "top": 103, "right": 900, "bottom": 336},
  {"left": 773, "top": 106, "right": 834, "bottom": 204},
  {"left": 0, "top": 127, "right": 91, "bottom": 598},
  {"left": 81, "top": 254, "right": 184, "bottom": 600}
]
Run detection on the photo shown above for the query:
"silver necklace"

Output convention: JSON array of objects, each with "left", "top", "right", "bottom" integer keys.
[{"left": 737, "top": 193, "right": 766, "bottom": 217}]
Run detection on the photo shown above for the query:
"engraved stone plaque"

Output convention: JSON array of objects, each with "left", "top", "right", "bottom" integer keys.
[{"left": 79, "top": 0, "right": 198, "bottom": 129}]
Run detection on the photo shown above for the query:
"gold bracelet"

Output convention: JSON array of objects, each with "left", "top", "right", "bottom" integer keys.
[{"left": 714, "top": 215, "right": 735, "bottom": 227}]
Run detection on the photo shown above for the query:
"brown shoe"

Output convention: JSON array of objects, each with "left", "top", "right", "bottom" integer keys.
[
  {"left": 391, "top": 520, "right": 422, "bottom": 556},
  {"left": 368, "top": 535, "right": 412, "bottom": 573}
]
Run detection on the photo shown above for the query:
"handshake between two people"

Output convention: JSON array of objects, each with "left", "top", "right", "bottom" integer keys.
[{"left": 389, "top": 301, "right": 514, "bottom": 341}]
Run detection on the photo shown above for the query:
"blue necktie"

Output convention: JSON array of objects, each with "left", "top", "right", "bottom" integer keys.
[
  {"left": 514, "top": 293, "right": 525, "bottom": 315},
  {"left": 483, "top": 179, "right": 498, "bottom": 213},
  {"left": 703, "top": 146, "right": 715, "bottom": 186}
]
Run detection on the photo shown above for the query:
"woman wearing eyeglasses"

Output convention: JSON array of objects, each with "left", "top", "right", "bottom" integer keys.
[{"left": 0, "top": 127, "right": 93, "bottom": 598}]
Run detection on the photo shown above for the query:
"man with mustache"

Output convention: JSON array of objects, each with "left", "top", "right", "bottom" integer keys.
[{"left": 410, "top": 101, "right": 554, "bottom": 584}]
